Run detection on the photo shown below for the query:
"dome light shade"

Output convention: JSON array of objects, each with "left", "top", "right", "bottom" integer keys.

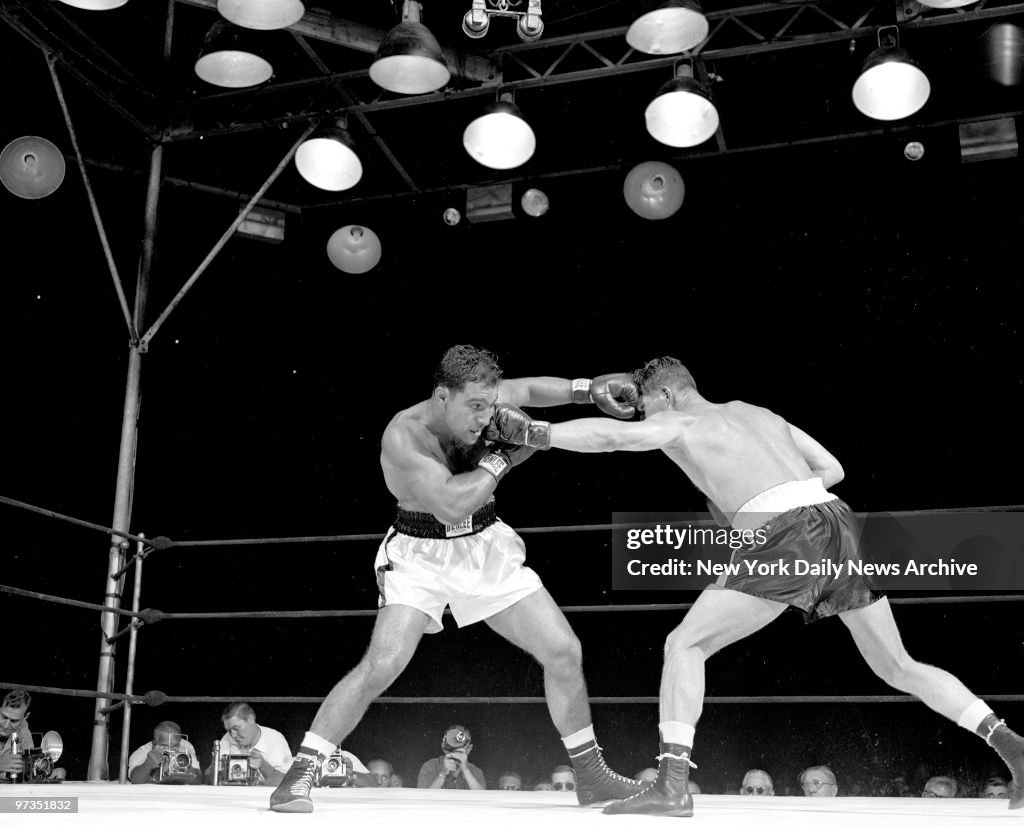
[
  {"left": 57, "top": 0, "right": 129, "bottom": 9},
  {"left": 295, "top": 124, "right": 362, "bottom": 191},
  {"left": 627, "top": 1, "right": 708, "bottom": 55},
  {"left": 0, "top": 136, "right": 66, "bottom": 199},
  {"left": 194, "top": 21, "right": 273, "bottom": 88},
  {"left": 327, "top": 226, "right": 382, "bottom": 274},
  {"left": 463, "top": 98, "right": 536, "bottom": 169},
  {"left": 217, "top": 0, "right": 305, "bottom": 30},
  {"left": 521, "top": 188, "right": 549, "bottom": 217},
  {"left": 984, "top": 23, "right": 1024, "bottom": 86},
  {"left": 852, "top": 45, "right": 930, "bottom": 120},
  {"left": 916, "top": 0, "right": 978, "bottom": 7},
  {"left": 370, "top": 2, "right": 450, "bottom": 94},
  {"left": 645, "top": 74, "right": 719, "bottom": 147},
  {"left": 623, "top": 161, "right": 685, "bottom": 220}
]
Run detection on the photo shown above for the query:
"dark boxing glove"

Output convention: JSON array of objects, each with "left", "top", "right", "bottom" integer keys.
[
  {"left": 590, "top": 373, "right": 641, "bottom": 419},
  {"left": 478, "top": 444, "right": 537, "bottom": 482},
  {"left": 485, "top": 403, "right": 551, "bottom": 449}
]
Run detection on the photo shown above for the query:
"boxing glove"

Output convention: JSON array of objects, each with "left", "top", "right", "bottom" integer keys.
[
  {"left": 478, "top": 444, "right": 537, "bottom": 482},
  {"left": 485, "top": 403, "right": 551, "bottom": 449},
  {"left": 591, "top": 373, "right": 641, "bottom": 419}
]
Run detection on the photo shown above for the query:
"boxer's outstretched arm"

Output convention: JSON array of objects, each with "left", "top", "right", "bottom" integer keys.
[
  {"left": 787, "top": 422, "right": 844, "bottom": 489},
  {"left": 382, "top": 428, "right": 497, "bottom": 525},
  {"left": 499, "top": 376, "right": 575, "bottom": 408},
  {"left": 549, "top": 414, "right": 681, "bottom": 453}
]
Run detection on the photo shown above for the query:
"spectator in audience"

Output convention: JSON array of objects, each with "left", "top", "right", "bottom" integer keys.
[
  {"left": 800, "top": 765, "right": 838, "bottom": 797},
  {"left": 981, "top": 776, "right": 1010, "bottom": 799},
  {"left": 391, "top": 773, "right": 404, "bottom": 788},
  {"left": 741, "top": 769, "right": 774, "bottom": 796},
  {"left": 534, "top": 780, "right": 554, "bottom": 791},
  {"left": 498, "top": 771, "right": 523, "bottom": 790},
  {"left": 551, "top": 765, "right": 577, "bottom": 793},
  {"left": 922, "top": 775, "right": 957, "bottom": 798},
  {"left": 367, "top": 759, "right": 394, "bottom": 787},
  {"left": 0, "top": 690, "right": 66, "bottom": 782},
  {"left": 209, "top": 702, "right": 291, "bottom": 787},
  {"left": 418, "top": 724, "right": 485, "bottom": 790},
  {"left": 128, "top": 721, "right": 201, "bottom": 784}
]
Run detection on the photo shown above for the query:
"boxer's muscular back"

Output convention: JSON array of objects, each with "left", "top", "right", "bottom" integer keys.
[{"left": 660, "top": 401, "right": 817, "bottom": 514}]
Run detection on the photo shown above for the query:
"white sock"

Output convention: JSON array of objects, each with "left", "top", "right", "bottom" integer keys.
[
  {"left": 562, "top": 725, "right": 596, "bottom": 750},
  {"left": 300, "top": 732, "right": 336, "bottom": 758},
  {"left": 957, "top": 700, "right": 995, "bottom": 734},
  {"left": 659, "top": 722, "right": 695, "bottom": 748}
]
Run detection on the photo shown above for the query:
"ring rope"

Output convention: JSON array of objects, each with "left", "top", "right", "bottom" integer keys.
[
  {"left": 3, "top": 682, "right": 1021, "bottom": 706},
  {"left": 0, "top": 494, "right": 151, "bottom": 547},
  {"left": 5, "top": 584, "right": 1024, "bottom": 622},
  {"left": 3, "top": 492, "right": 1022, "bottom": 553}
]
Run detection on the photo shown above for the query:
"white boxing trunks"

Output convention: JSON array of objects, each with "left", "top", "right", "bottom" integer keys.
[{"left": 374, "top": 502, "right": 543, "bottom": 633}]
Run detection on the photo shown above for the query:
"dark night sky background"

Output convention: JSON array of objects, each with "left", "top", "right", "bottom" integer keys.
[{"left": 1, "top": 0, "right": 1023, "bottom": 799}]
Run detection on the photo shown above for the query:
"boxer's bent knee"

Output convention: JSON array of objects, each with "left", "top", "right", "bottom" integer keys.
[{"left": 540, "top": 631, "right": 583, "bottom": 675}]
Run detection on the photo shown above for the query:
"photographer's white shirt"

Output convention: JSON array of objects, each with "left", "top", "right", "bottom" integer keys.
[
  {"left": 217, "top": 725, "right": 293, "bottom": 774},
  {"left": 127, "top": 739, "right": 200, "bottom": 773}
]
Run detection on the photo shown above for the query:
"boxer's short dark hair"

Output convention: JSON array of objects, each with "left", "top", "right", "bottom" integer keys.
[
  {"left": 434, "top": 345, "right": 502, "bottom": 392},
  {"left": 634, "top": 356, "right": 696, "bottom": 395}
]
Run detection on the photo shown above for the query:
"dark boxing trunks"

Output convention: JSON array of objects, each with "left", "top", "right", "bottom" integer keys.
[{"left": 724, "top": 482, "right": 883, "bottom": 621}]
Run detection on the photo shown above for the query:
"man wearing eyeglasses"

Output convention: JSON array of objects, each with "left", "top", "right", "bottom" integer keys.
[
  {"left": 551, "top": 765, "right": 577, "bottom": 793},
  {"left": 922, "top": 775, "right": 957, "bottom": 798},
  {"left": 498, "top": 771, "right": 522, "bottom": 791},
  {"left": 799, "top": 765, "right": 838, "bottom": 797},
  {"left": 740, "top": 768, "right": 774, "bottom": 797}
]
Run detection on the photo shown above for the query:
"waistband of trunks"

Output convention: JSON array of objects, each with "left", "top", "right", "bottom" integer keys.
[
  {"left": 393, "top": 501, "right": 497, "bottom": 539},
  {"left": 732, "top": 478, "right": 838, "bottom": 532}
]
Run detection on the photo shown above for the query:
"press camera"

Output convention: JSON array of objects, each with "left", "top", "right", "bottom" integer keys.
[{"left": 3, "top": 731, "right": 64, "bottom": 784}]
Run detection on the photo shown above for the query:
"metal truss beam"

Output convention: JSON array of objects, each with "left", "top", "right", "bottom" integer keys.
[
  {"left": 174, "top": 0, "right": 499, "bottom": 83},
  {"left": 0, "top": 4, "right": 157, "bottom": 137},
  {"left": 167, "top": 0, "right": 1024, "bottom": 142}
]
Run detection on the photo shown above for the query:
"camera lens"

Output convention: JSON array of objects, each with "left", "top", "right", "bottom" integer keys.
[{"left": 326, "top": 759, "right": 339, "bottom": 772}]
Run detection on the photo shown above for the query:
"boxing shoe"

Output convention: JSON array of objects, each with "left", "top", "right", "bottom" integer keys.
[
  {"left": 981, "top": 715, "right": 1024, "bottom": 809},
  {"left": 568, "top": 739, "right": 641, "bottom": 806},
  {"left": 603, "top": 743, "right": 694, "bottom": 817},
  {"left": 269, "top": 749, "right": 321, "bottom": 813}
]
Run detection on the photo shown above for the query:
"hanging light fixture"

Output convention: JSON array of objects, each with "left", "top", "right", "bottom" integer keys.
[
  {"left": 984, "top": 23, "right": 1024, "bottom": 86},
  {"left": 217, "top": 0, "right": 305, "bottom": 30},
  {"left": 852, "top": 27, "right": 930, "bottom": 121},
  {"left": 370, "top": 1, "right": 451, "bottom": 95},
  {"left": 463, "top": 92, "right": 536, "bottom": 170},
  {"left": 56, "top": 0, "right": 129, "bottom": 9},
  {"left": 295, "top": 119, "right": 362, "bottom": 192},
  {"left": 627, "top": 1, "right": 708, "bottom": 55},
  {"left": 916, "top": 0, "right": 978, "bottom": 7},
  {"left": 194, "top": 20, "right": 273, "bottom": 88},
  {"left": 623, "top": 161, "right": 685, "bottom": 220},
  {"left": 0, "top": 137, "right": 66, "bottom": 200},
  {"left": 645, "top": 63, "right": 719, "bottom": 148},
  {"left": 327, "top": 225, "right": 382, "bottom": 274}
]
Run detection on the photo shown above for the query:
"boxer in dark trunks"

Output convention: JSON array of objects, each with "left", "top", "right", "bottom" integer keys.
[{"left": 488, "top": 356, "right": 1024, "bottom": 816}]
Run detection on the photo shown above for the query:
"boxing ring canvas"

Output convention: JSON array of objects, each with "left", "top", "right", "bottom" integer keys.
[{"left": 0, "top": 785, "right": 1017, "bottom": 824}]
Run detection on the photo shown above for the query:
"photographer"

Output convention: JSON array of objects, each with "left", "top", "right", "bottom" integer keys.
[
  {"left": 128, "top": 721, "right": 202, "bottom": 784},
  {"left": 207, "top": 703, "right": 292, "bottom": 787},
  {"left": 0, "top": 690, "right": 66, "bottom": 783},
  {"left": 417, "top": 725, "right": 485, "bottom": 790}
]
